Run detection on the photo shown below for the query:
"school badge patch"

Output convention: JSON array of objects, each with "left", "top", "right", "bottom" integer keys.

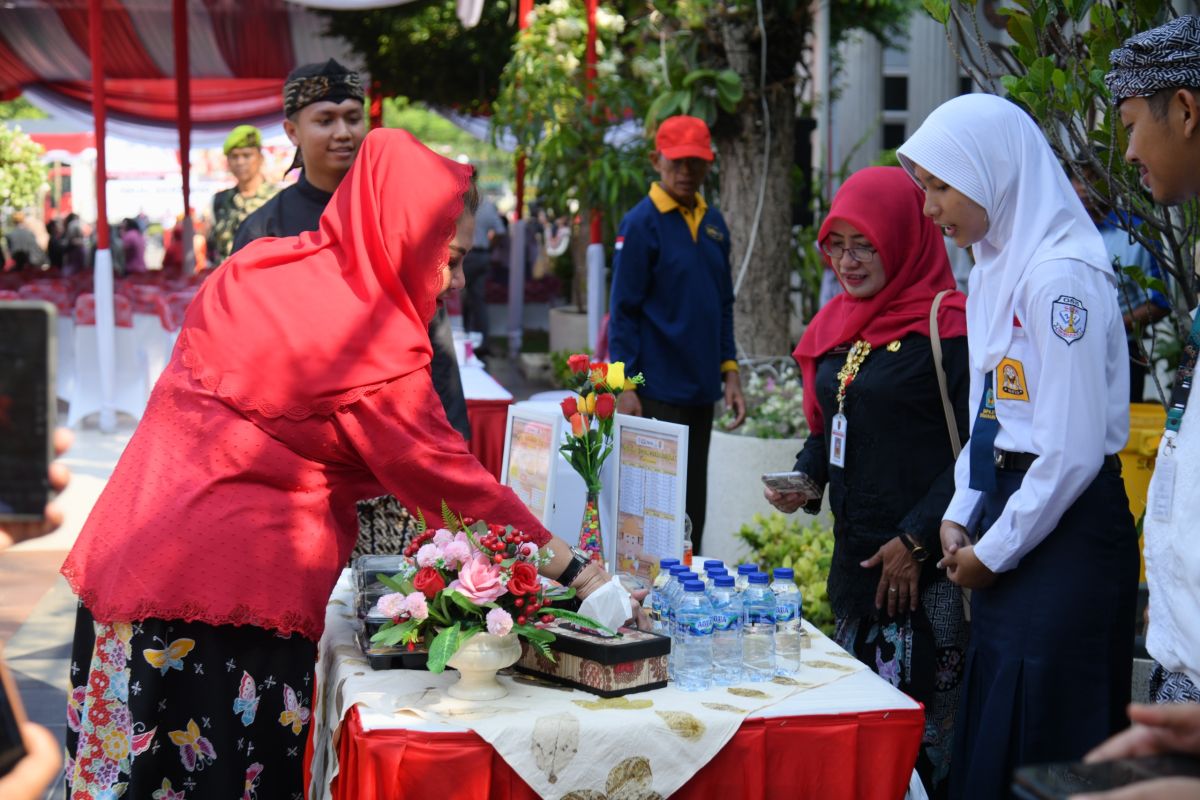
[
  {"left": 1051, "top": 295, "right": 1087, "bottom": 345},
  {"left": 996, "top": 358, "right": 1029, "bottom": 401},
  {"left": 704, "top": 224, "right": 724, "bottom": 242}
]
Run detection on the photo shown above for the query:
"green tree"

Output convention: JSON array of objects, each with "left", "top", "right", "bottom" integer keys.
[
  {"left": 0, "top": 124, "right": 47, "bottom": 211},
  {"left": 631, "top": 0, "right": 916, "bottom": 356},
  {"left": 923, "top": 0, "right": 1197, "bottom": 399},
  {"left": 0, "top": 97, "right": 47, "bottom": 122},
  {"left": 321, "top": 0, "right": 518, "bottom": 112}
]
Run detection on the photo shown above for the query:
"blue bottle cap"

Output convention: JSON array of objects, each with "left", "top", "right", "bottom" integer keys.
[
  {"left": 706, "top": 566, "right": 729, "bottom": 576},
  {"left": 668, "top": 565, "right": 689, "bottom": 576},
  {"left": 713, "top": 575, "right": 735, "bottom": 588},
  {"left": 737, "top": 563, "right": 758, "bottom": 575},
  {"left": 703, "top": 559, "right": 724, "bottom": 570},
  {"left": 773, "top": 567, "right": 795, "bottom": 580},
  {"left": 678, "top": 571, "right": 698, "bottom": 582},
  {"left": 683, "top": 580, "right": 706, "bottom": 592},
  {"left": 659, "top": 558, "right": 680, "bottom": 569},
  {"left": 748, "top": 572, "right": 770, "bottom": 585}
]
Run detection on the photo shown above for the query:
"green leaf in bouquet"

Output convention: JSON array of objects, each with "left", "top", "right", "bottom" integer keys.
[
  {"left": 515, "top": 623, "right": 555, "bottom": 643},
  {"left": 445, "top": 590, "right": 488, "bottom": 617},
  {"left": 370, "top": 618, "right": 420, "bottom": 646},
  {"left": 543, "top": 609, "right": 616, "bottom": 635},
  {"left": 544, "top": 586, "right": 577, "bottom": 602},
  {"left": 441, "top": 500, "right": 461, "bottom": 532},
  {"left": 415, "top": 508, "right": 427, "bottom": 535},
  {"left": 426, "top": 622, "right": 462, "bottom": 673},
  {"left": 526, "top": 636, "right": 557, "bottom": 663},
  {"left": 377, "top": 573, "right": 415, "bottom": 595}
]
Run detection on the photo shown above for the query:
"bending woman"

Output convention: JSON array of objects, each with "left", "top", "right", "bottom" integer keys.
[
  {"left": 898, "top": 94, "right": 1138, "bottom": 799},
  {"left": 766, "top": 166, "right": 970, "bottom": 797},
  {"left": 60, "top": 129, "right": 614, "bottom": 798}
]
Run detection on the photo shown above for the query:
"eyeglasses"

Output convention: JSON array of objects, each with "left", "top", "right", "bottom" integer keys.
[{"left": 820, "top": 242, "right": 877, "bottom": 263}]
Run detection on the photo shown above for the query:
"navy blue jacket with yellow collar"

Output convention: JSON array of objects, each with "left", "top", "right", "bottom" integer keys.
[{"left": 609, "top": 183, "right": 737, "bottom": 406}]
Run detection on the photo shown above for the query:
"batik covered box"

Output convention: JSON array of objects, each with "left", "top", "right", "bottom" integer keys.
[{"left": 515, "top": 623, "right": 670, "bottom": 697}]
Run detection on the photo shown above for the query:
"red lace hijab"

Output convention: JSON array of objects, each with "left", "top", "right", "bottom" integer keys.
[
  {"left": 180, "top": 128, "right": 472, "bottom": 419},
  {"left": 793, "top": 166, "right": 967, "bottom": 433}
]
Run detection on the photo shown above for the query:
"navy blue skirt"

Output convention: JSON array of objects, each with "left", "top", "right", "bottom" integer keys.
[{"left": 949, "top": 465, "right": 1139, "bottom": 800}]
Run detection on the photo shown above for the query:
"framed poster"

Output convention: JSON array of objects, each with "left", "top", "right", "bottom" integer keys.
[
  {"left": 609, "top": 414, "right": 688, "bottom": 582},
  {"left": 500, "top": 406, "right": 561, "bottom": 525}
]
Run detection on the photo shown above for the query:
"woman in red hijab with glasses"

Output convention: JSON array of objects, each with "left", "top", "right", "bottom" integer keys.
[
  {"left": 765, "top": 166, "right": 970, "bottom": 798},
  {"left": 59, "top": 130, "right": 614, "bottom": 799}
]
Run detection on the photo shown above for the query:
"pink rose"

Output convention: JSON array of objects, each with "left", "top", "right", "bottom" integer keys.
[
  {"left": 448, "top": 553, "right": 508, "bottom": 604},
  {"left": 416, "top": 543, "right": 441, "bottom": 568},
  {"left": 442, "top": 540, "right": 471, "bottom": 569},
  {"left": 377, "top": 592, "right": 407, "bottom": 619},
  {"left": 401, "top": 592, "right": 429, "bottom": 621},
  {"left": 486, "top": 608, "right": 514, "bottom": 636},
  {"left": 519, "top": 542, "right": 539, "bottom": 559},
  {"left": 433, "top": 529, "right": 454, "bottom": 547}
]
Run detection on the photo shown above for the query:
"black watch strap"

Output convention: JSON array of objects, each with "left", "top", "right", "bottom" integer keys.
[
  {"left": 901, "top": 534, "right": 930, "bottom": 562},
  {"left": 556, "top": 550, "right": 590, "bottom": 587}
]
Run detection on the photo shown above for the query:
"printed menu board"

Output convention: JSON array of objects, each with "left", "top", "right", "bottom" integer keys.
[
  {"left": 501, "top": 409, "right": 560, "bottom": 524},
  {"left": 611, "top": 416, "right": 688, "bottom": 582}
]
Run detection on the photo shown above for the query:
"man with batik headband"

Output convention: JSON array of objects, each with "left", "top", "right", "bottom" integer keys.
[
  {"left": 1102, "top": 16, "right": 1200, "bottom": 708},
  {"left": 209, "top": 125, "right": 276, "bottom": 265},
  {"left": 231, "top": 58, "right": 472, "bottom": 486}
]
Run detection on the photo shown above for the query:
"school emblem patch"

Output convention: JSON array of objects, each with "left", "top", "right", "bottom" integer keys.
[
  {"left": 704, "top": 224, "right": 724, "bottom": 242},
  {"left": 996, "top": 358, "right": 1029, "bottom": 402},
  {"left": 1051, "top": 295, "right": 1087, "bottom": 345}
]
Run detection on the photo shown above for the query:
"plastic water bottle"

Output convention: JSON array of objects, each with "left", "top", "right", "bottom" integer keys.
[
  {"left": 655, "top": 565, "right": 688, "bottom": 636},
  {"left": 742, "top": 572, "right": 776, "bottom": 681},
  {"left": 703, "top": 559, "right": 724, "bottom": 574},
  {"left": 709, "top": 576, "right": 743, "bottom": 685},
  {"left": 667, "top": 570, "right": 698, "bottom": 680},
  {"left": 735, "top": 563, "right": 759, "bottom": 593},
  {"left": 673, "top": 580, "right": 714, "bottom": 691},
  {"left": 704, "top": 566, "right": 728, "bottom": 590},
  {"left": 771, "top": 567, "right": 803, "bottom": 676},
  {"left": 648, "top": 559, "right": 680, "bottom": 632}
]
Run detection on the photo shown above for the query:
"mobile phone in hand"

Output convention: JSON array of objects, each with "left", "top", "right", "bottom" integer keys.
[
  {"left": 0, "top": 301, "right": 56, "bottom": 522},
  {"left": 761, "top": 471, "right": 819, "bottom": 499},
  {"left": 1012, "top": 754, "right": 1200, "bottom": 799},
  {"left": 0, "top": 652, "right": 28, "bottom": 778}
]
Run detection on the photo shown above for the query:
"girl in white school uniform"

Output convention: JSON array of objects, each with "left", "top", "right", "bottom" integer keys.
[{"left": 897, "top": 94, "right": 1139, "bottom": 800}]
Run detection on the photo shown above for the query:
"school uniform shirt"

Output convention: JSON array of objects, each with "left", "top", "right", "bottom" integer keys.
[
  {"left": 942, "top": 259, "right": 1129, "bottom": 572},
  {"left": 608, "top": 183, "right": 737, "bottom": 406},
  {"left": 1144, "top": 307, "right": 1200, "bottom": 688}
]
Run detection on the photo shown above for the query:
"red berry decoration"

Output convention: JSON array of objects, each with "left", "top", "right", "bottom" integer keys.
[
  {"left": 541, "top": 614, "right": 553, "bottom": 623},
  {"left": 517, "top": 616, "right": 527, "bottom": 625},
  {"left": 493, "top": 554, "right": 504, "bottom": 564},
  {"left": 514, "top": 598, "right": 524, "bottom": 607}
]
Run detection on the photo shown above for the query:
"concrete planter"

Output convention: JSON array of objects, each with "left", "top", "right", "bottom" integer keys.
[
  {"left": 702, "top": 430, "right": 806, "bottom": 565},
  {"left": 548, "top": 306, "right": 590, "bottom": 354}
]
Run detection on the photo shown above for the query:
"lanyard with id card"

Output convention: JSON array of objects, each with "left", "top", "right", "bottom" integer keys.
[
  {"left": 830, "top": 341, "right": 872, "bottom": 468},
  {"left": 1152, "top": 309, "right": 1200, "bottom": 523}
]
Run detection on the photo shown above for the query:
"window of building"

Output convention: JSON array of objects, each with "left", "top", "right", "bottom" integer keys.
[
  {"left": 884, "top": 75, "right": 908, "bottom": 112},
  {"left": 882, "top": 123, "right": 907, "bottom": 151}
]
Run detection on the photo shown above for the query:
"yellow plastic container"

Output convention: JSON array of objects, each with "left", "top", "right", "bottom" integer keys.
[{"left": 1120, "top": 402, "right": 1166, "bottom": 582}]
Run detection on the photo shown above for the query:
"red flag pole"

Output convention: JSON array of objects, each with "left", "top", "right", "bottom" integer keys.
[
  {"left": 173, "top": 0, "right": 194, "bottom": 273},
  {"left": 514, "top": 0, "right": 534, "bottom": 220}
]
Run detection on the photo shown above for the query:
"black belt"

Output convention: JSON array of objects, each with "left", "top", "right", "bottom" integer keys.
[{"left": 994, "top": 450, "right": 1121, "bottom": 473}]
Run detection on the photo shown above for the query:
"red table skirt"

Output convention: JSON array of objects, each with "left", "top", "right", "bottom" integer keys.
[
  {"left": 466, "top": 398, "right": 513, "bottom": 480},
  {"left": 332, "top": 704, "right": 924, "bottom": 800}
]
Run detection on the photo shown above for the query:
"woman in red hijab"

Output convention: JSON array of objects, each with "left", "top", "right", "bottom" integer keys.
[
  {"left": 766, "top": 166, "right": 969, "bottom": 797},
  {"left": 60, "top": 129, "right": 615, "bottom": 799}
]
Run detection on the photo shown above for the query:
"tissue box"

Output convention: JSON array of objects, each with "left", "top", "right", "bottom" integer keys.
[{"left": 515, "top": 623, "right": 670, "bottom": 697}]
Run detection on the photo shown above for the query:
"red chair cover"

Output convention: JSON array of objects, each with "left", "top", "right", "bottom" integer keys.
[
  {"left": 0, "top": 289, "right": 20, "bottom": 300},
  {"left": 465, "top": 398, "right": 513, "bottom": 479},
  {"left": 74, "top": 293, "right": 134, "bottom": 328},
  {"left": 155, "top": 290, "right": 196, "bottom": 332}
]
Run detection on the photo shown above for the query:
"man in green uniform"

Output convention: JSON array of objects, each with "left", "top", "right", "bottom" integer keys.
[{"left": 209, "top": 125, "right": 276, "bottom": 265}]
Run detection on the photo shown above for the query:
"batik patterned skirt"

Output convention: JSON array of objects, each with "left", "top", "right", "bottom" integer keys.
[
  {"left": 64, "top": 605, "right": 316, "bottom": 800},
  {"left": 834, "top": 578, "right": 968, "bottom": 799}
]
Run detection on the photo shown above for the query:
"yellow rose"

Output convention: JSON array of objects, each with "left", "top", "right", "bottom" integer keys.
[
  {"left": 623, "top": 379, "right": 636, "bottom": 392},
  {"left": 584, "top": 392, "right": 597, "bottom": 415},
  {"left": 607, "top": 362, "right": 625, "bottom": 389}
]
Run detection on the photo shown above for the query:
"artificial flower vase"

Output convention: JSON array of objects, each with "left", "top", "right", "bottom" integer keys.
[
  {"left": 578, "top": 490, "right": 604, "bottom": 565},
  {"left": 445, "top": 632, "right": 522, "bottom": 700}
]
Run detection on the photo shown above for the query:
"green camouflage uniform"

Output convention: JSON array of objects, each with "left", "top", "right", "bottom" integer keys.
[{"left": 210, "top": 181, "right": 278, "bottom": 264}]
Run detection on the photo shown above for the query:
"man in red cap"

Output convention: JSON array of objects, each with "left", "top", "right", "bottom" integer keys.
[{"left": 610, "top": 115, "right": 746, "bottom": 554}]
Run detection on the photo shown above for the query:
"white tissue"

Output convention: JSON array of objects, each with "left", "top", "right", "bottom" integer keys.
[{"left": 577, "top": 575, "right": 633, "bottom": 632}]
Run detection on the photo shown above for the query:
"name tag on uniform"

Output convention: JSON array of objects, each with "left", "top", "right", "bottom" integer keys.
[
  {"left": 829, "top": 413, "right": 848, "bottom": 468},
  {"left": 1151, "top": 437, "right": 1177, "bottom": 523}
]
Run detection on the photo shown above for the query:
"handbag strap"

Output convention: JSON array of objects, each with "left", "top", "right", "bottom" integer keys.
[{"left": 930, "top": 290, "right": 962, "bottom": 458}]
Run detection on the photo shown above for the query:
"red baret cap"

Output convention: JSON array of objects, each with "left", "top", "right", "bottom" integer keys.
[{"left": 655, "top": 115, "right": 714, "bottom": 161}]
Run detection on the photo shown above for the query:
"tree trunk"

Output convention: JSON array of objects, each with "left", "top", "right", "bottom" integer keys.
[{"left": 715, "top": 18, "right": 796, "bottom": 358}]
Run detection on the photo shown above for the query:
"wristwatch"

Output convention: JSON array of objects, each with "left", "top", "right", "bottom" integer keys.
[
  {"left": 901, "top": 534, "right": 930, "bottom": 563},
  {"left": 556, "top": 547, "right": 592, "bottom": 587}
]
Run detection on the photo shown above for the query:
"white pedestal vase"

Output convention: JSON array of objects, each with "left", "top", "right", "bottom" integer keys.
[{"left": 445, "top": 632, "right": 522, "bottom": 700}]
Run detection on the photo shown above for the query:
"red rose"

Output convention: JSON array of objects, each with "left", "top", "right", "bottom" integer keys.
[
  {"left": 507, "top": 561, "right": 541, "bottom": 596},
  {"left": 560, "top": 395, "right": 578, "bottom": 419},
  {"left": 413, "top": 567, "right": 446, "bottom": 597},
  {"left": 568, "top": 354, "right": 591, "bottom": 373},
  {"left": 594, "top": 392, "right": 615, "bottom": 420}
]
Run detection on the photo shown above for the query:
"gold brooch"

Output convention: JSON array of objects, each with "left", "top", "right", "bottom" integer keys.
[{"left": 887, "top": 340, "right": 902, "bottom": 352}]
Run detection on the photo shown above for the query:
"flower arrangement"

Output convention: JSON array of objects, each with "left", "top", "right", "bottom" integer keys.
[
  {"left": 370, "top": 504, "right": 607, "bottom": 673},
  {"left": 558, "top": 354, "right": 644, "bottom": 493},
  {"left": 716, "top": 360, "right": 809, "bottom": 440}
]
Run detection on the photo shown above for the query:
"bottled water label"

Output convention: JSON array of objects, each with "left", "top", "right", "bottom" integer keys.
[
  {"left": 774, "top": 605, "right": 797, "bottom": 622},
  {"left": 684, "top": 618, "right": 714, "bottom": 636},
  {"left": 746, "top": 612, "right": 774, "bottom": 626},
  {"left": 712, "top": 610, "right": 740, "bottom": 631}
]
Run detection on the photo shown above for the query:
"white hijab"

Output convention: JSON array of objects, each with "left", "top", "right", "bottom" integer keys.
[{"left": 896, "top": 94, "right": 1112, "bottom": 372}]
